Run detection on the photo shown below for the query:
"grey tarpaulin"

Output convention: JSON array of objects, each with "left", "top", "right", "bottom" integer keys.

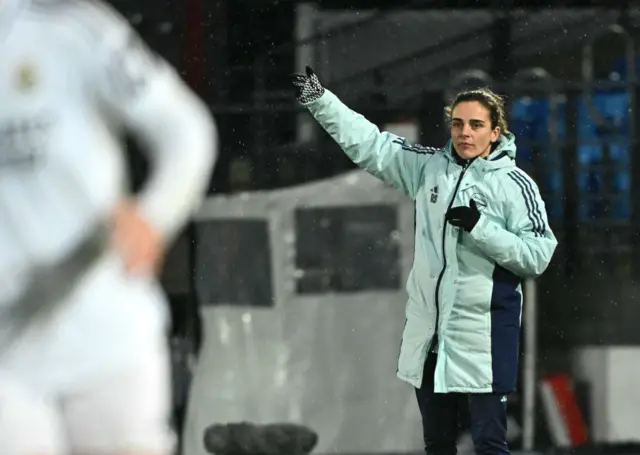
[{"left": 181, "top": 170, "right": 423, "bottom": 455}]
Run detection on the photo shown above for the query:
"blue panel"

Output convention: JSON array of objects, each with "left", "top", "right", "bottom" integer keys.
[
  {"left": 510, "top": 96, "right": 566, "bottom": 220},
  {"left": 577, "top": 89, "right": 631, "bottom": 220},
  {"left": 490, "top": 265, "right": 521, "bottom": 394}
]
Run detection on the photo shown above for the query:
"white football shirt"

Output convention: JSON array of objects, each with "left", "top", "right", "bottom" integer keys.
[
  {"left": 0, "top": 0, "right": 217, "bottom": 390},
  {"left": 0, "top": 0, "right": 217, "bottom": 302}
]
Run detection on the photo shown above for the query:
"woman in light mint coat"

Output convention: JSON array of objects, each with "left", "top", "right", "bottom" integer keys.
[{"left": 290, "top": 67, "right": 558, "bottom": 455}]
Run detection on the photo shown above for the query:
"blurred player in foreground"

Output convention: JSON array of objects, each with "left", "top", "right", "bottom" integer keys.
[{"left": 0, "top": 0, "right": 217, "bottom": 454}]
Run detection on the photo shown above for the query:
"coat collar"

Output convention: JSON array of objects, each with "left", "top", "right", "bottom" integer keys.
[{"left": 443, "top": 132, "right": 517, "bottom": 176}]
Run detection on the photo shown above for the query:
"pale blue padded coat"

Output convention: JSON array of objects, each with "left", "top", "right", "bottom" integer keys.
[{"left": 304, "top": 90, "right": 557, "bottom": 393}]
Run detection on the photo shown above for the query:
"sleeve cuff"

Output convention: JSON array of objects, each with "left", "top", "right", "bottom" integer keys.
[{"left": 303, "top": 89, "right": 334, "bottom": 109}]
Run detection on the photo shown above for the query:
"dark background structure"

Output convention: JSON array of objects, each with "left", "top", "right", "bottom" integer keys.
[{"left": 108, "top": 0, "right": 640, "bottom": 449}]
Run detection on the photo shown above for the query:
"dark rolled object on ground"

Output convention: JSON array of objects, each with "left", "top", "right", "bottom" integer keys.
[{"left": 204, "top": 422, "right": 318, "bottom": 455}]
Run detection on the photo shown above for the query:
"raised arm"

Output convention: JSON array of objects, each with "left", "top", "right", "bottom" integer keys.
[{"left": 291, "top": 66, "right": 436, "bottom": 199}]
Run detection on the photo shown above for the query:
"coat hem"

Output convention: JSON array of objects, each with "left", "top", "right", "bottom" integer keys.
[
  {"left": 396, "top": 371, "right": 421, "bottom": 389},
  {"left": 436, "top": 385, "right": 493, "bottom": 394},
  {"left": 396, "top": 371, "right": 495, "bottom": 394}
]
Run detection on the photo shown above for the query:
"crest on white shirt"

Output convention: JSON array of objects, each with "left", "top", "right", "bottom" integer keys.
[{"left": 15, "top": 62, "right": 37, "bottom": 92}]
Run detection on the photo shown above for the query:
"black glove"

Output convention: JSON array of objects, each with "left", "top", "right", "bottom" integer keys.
[
  {"left": 445, "top": 199, "right": 481, "bottom": 232},
  {"left": 289, "top": 66, "right": 325, "bottom": 104}
]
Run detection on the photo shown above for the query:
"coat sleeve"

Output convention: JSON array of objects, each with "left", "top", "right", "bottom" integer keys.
[
  {"left": 468, "top": 168, "right": 558, "bottom": 278},
  {"left": 305, "top": 90, "right": 436, "bottom": 199}
]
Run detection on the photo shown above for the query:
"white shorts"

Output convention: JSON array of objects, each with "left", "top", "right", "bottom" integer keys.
[
  {"left": 0, "top": 341, "right": 175, "bottom": 454},
  {"left": 0, "top": 251, "right": 175, "bottom": 454}
]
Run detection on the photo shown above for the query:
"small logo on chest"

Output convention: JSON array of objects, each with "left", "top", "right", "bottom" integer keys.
[
  {"left": 430, "top": 186, "right": 439, "bottom": 203},
  {"left": 471, "top": 192, "right": 489, "bottom": 211}
]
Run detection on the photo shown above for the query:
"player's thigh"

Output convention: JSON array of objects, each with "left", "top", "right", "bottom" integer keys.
[
  {"left": 0, "top": 374, "right": 66, "bottom": 455},
  {"left": 62, "top": 342, "right": 175, "bottom": 455}
]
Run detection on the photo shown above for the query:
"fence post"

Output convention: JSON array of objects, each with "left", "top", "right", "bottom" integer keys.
[
  {"left": 490, "top": 7, "right": 514, "bottom": 83},
  {"left": 581, "top": 24, "right": 634, "bottom": 133},
  {"left": 522, "top": 278, "right": 538, "bottom": 451}
]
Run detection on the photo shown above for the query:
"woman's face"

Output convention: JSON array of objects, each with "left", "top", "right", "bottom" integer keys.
[{"left": 450, "top": 101, "right": 501, "bottom": 160}]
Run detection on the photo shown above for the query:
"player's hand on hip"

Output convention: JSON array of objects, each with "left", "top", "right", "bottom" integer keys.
[{"left": 111, "top": 200, "right": 165, "bottom": 276}]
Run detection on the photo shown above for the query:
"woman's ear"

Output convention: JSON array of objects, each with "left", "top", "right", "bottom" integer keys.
[{"left": 491, "top": 126, "right": 501, "bottom": 143}]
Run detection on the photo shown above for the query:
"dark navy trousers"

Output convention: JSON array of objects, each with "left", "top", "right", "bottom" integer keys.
[{"left": 415, "top": 352, "right": 510, "bottom": 455}]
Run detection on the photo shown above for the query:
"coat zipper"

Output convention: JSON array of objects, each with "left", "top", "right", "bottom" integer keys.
[{"left": 429, "top": 160, "right": 470, "bottom": 352}]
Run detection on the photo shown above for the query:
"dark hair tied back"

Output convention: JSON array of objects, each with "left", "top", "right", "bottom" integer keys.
[{"left": 444, "top": 88, "right": 510, "bottom": 135}]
